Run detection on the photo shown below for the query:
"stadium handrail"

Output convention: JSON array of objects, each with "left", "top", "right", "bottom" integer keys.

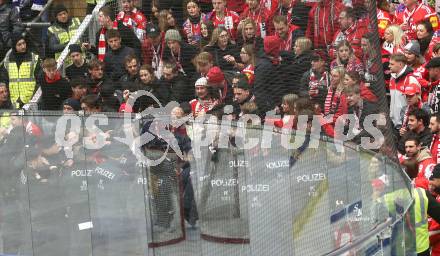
[{"left": 23, "top": 0, "right": 107, "bottom": 111}]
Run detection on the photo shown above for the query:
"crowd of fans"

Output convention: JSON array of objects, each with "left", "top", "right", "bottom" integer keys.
[{"left": 6, "top": 0, "right": 440, "bottom": 254}]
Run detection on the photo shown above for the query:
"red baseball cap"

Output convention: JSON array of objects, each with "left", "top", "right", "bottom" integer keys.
[
  {"left": 206, "top": 66, "right": 225, "bottom": 84},
  {"left": 403, "top": 83, "right": 421, "bottom": 96}
]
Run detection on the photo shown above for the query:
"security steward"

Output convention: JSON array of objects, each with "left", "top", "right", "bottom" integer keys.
[
  {"left": 383, "top": 156, "right": 440, "bottom": 256},
  {"left": 47, "top": 4, "right": 81, "bottom": 65},
  {"left": 0, "top": 33, "right": 40, "bottom": 108}
]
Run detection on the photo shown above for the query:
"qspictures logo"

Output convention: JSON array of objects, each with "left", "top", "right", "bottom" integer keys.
[{"left": 54, "top": 90, "right": 387, "bottom": 166}]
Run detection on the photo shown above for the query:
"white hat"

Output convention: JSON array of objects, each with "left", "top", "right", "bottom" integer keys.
[{"left": 195, "top": 77, "right": 208, "bottom": 87}]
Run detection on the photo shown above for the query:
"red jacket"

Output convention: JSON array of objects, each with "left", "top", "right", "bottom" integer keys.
[
  {"left": 226, "top": 0, "right": 246, "bottom": 14},
  {"left": 394, "top": 3, "right": 439, "bottom": 40},
  {"left": 360, "top": 82, "right": 378, "bottom": 103},
  {"left": 278, "top": 24, "right": 302, "bottom": 51},
  {"left": 431, "top": 134, "right": 440, "bottom": 164},
  {"left": 207, "top": 9, "right": 241, "bottom": 40},
  {"left": 412, "top": 63, "right": 431, "bottom": 102},
  {"left": 332, "top": 21, "right": 368, "bottom": 59},
  {"left": 116, "top": 8, "right": 147, "bottom": 40},
  {"left": 141, "top": 32, "right": 165, "bottom": 68},
  {"left": 306, "top": 0, "right": 344, "bottom": 50},
  {"left": 324, "top": 88, "right": 348, "bottom": 124},
  {"left": 240, "top": 6, "right": 273, "bottom": 37}
]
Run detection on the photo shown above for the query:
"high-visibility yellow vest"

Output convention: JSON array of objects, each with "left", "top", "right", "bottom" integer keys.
[
  {"left": 413, "top": 187, "right": 429, "bottom": 253},
  {"left": 0, "top": 112, "right": 10, "bottom": 129},
  {"left": 382, "top": 187, "right": 429, "bottom": 253},
  {"left": 48, "top": 17, "right": 81, "bottom": 64},
  {"left": 4, "top": 53, "right": 39, "bottom": 108}
]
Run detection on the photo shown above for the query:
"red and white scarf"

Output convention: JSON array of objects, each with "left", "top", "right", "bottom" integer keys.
[
  {"left": 192, "top": 98, "right": 220, "bottom": 116},
  {"left": 309, "top": 70, "right": 329, "bottom": 97},
  {"left": 324, "top": 87, "right": 342, "bottom": 116},
  {"left": 98, "top": 21, "right": 118, "bottom": 61},
  {"left": 279, "top": 25, "right": 297, "bottom": 51}
]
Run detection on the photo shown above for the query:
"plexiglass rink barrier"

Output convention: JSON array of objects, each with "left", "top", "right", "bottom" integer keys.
[{"left": 0, "top": 112, "right": 414, "bottom": 256}]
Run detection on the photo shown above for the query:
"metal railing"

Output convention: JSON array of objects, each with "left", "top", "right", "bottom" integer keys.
[{"left": 23, "top": 0, "right": 107, "bottom": 111}]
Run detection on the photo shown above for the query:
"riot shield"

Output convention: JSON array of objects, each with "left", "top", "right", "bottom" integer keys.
[
  {"left": 189, "top": 120, "right": 250, "bottom": 255},
  {"left": 243, "top": 127, "right": 294, "bottom": 255},
  {"left": 0, "top": 112, "right": 32, "bottom": 255},
  {"left": 144, "top": 148, "right": 185, "bottom": 248},
  {"left": 24, "top": 114, "right": 85, "bottom": 256},
  {"left": 86, "top": 115, "right": 149, "bottom": 256},
  {"left": 290, "top": 135, "right": 333, "bottom": 255}
]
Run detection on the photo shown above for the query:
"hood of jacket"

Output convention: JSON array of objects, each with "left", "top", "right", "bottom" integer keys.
[
  {"left": 417, "top": 147, "right": 433, "bottom": 163},
  {"left": 393, "top": 65, "right": 414, "bottom": 83}
]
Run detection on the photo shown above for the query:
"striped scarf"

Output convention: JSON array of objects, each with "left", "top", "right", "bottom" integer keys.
[
  {"left": 98, "top": 22, "right": 117, "bottom": 61},
  {"left": 98, "top": 28, "right": 107, "bottom": 61},
  {"left": 324, "top": 87, "right": 341, "bottom": 116},
  {"left": 308, "top": 70, "right": 329, "bottom": 97}
]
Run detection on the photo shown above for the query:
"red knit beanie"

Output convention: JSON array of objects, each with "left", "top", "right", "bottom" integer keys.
[
  {"left": 264, "top": 35, "right": 281, "bottom": 58},
  {"left": 206, "top": 66, "right": 225, "bottom": 85}
]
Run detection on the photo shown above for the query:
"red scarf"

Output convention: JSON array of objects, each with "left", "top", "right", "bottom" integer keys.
[
  {"left": 309, "top": 70, "right": 329, "bottom": 97},
  {"left": 98, "top": 21, "right": 118, "bottom": 61},
  {"left": 278, "top": 25, "right": 297, "bottom": 51},
  {"left": 324, "top": 87, "right": 341, "bottom": 116},
  {"left": 192, "top": 98, "right": 220, "bottom": 117},
  {"left": 45, "top": 72, "right": 61, "bottom": 83}
]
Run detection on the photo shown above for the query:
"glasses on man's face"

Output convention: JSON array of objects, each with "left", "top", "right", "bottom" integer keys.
[{"left": 219, "top": 33, "right": 228, "bottom": 38}]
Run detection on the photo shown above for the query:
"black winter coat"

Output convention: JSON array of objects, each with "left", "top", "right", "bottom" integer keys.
[
  {"left": 162, "top": 43, "right": 199, "bottom": 79},
  {"left": 0, "top": 3, "right": 22, "bottom": 48},
  {"left": 253, "top": 54, "right": 281, "bottom": 114},
  {"left": 103, "top": 46, "right": 135, "bottom": 82},
  {"left": 204, "top": 44, "right": 240, "bottom": 72},
  {"left": 277, "top": 51, "right": 312, "bottom": 97},
  {"left": 159, "top": 74, "right": 194, "bottom": 104},
  {"left": 91, "top": 20, "right": 141, "bottom": 57},
  {"left": 38, "top": 74, "right": 71, "bottom": 111}
]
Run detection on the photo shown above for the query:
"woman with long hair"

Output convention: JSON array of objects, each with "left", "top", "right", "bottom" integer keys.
[
  {"left": 330, "top": 40, "right": 364, "bottom": 75},
  {"left": 236, "top": 18, "right": 264, "bottom": 50},
  {"left": 343, "top": 71, "right": 378, "bottom": 103},
  {"left": 324, "top": 66, "right": 348, "bottom": 124},
  {"left": 150, "top": 0, "right": 160, "bottom": 24},
  {"left": 204, "top": 27, "right": 239, "bottom": 71},
  {"left": 200, "top": 20, "right": 214, "bottom": 49},
  {"left": 239, "top": 44, "right": 256, "bottom": 84},
  {"left": 158, "top": 10, "right": 179, "bottom": 32},
  {"left": 182, "top": 0, "right": 206, "bottom": 46},
  {"left": 403, "top": 41, "right": 424, "bottom": 71},
  {"left": 416, "top": 20, "right": 434, "bottom": 61},
  {"left": 120, "top": 64, "right": 169, "bottom": 112},
  {"left": 382, "top": 24, "right": 406, "bottom": 57},
  {"left": 275, "top": 93, "right": 299, "bottom": 129}
]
